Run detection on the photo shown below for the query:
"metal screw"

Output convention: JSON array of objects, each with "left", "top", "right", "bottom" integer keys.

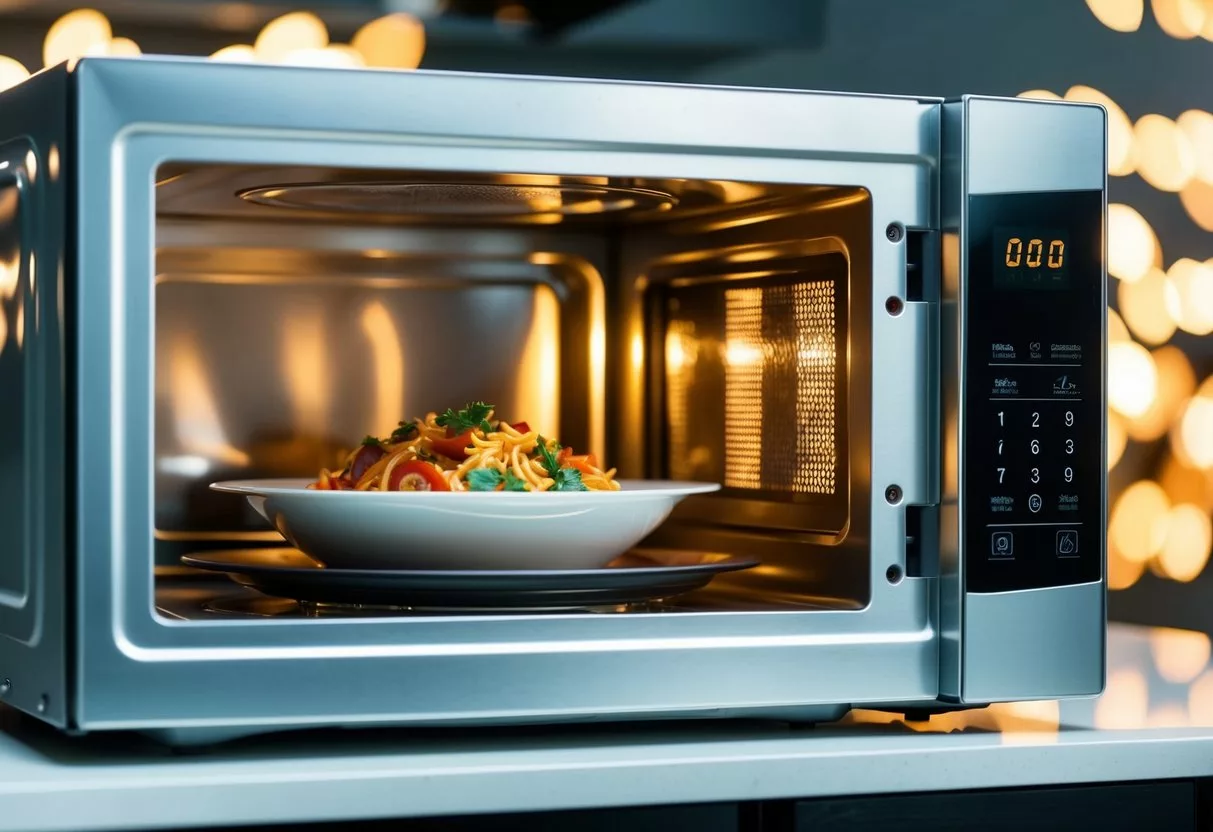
[
  {"left": 36, "top": 695, "right": 47, "bottom": 714},
  {"left": 885, "top": 223, "right": 904, "bottom": 242},
  {"left": 886, "top": 564, "right": 904, "bottom": 584},
  {"left": 0, "top": 679, "right": 10, "bottom": 697},
  {"left": 885, "top": 484, "right": 903, "bottom": 504},
  {"left": 885, "top": 296, "right": 904, "bottom": 316}
]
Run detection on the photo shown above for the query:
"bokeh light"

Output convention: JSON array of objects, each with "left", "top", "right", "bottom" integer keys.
[
  {"left": 1158, "top": 503, "right": 1213, "bottom": 582},
  {"left": 1164, "top": 257, "right": 1213, "bottom": 335},
  {"left": 1017, "top": 89, "right": 1062, "bottom": 100},
  {"left": 1151, "top": 627, "right": 1212, "bottom": 682},
  {"left": 43, "top": 8, "right": 112, "bottom": 68},
  {"left": 1108, "top": 410, "right": 1129, "bottom": 470},
  {"left": 1108, "top": 340, "right": 1159, "bottom": 418},
  {"left": 1109, "top": 479, "right": 1171, "bottom": 562},
  {"left": 1134, "top": 114, "right": 1196, "bottom": 191},
  {"left": 1126, "top": 345, "right": 1195, "bottom": 441},
  {"left": 1119, "top": 266, "right": 1177, "bottom": 344},
  {"left": 1159, "top": 452, "right": 1213, "bottom": 511},
  {"left": 106, "top": 37, "right": 141, "bottom": 57},
  {"left": 210, "top": 44, "right": 257, "bottom": 62},
  {"left": 1179, "top": 177, "right": 1213, "bottom": 231},
  {"left": 1108, "top": 306, "right": 1131, "bottom": 342},
  {"left": 1190, "top": 671, "right": 1213, "bottom": 725},
  {"left": 1093, "top": 668, "right": 1149, "bottom": 728},
  {"left": 1151, "top": 0, "right": 1207, "bottom": 38},
  {"left": 1086, "top": 0, "right": 1145, "bottom": 31},
  {"left": 1173, "top": 395, "right": 1213, "bottom": 469},
  {"left": 0, "top": 56, "right": 29, "bottom": 93},
  {"left": 1107, "top": 203, "right": 1159, "bottom": 282},
  {"left": 1066, "top": 86, "right": 1135, "bottom": 175},
  {"left": 1177, "top": 110, "right": 1213, "bottom": 183},
  {"left": 351, "top": 13, "right": 426, "bottom": 69},
  {"left": 254, "top": 11, "right": 328, "bottom": 64},
  {"left": 1108, "top": 540, "right": 1145, "bottom": 589}
]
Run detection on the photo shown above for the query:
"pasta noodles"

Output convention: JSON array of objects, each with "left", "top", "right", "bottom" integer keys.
[{"left": 309, "top": 401, "right": 620, "bottom": 493}]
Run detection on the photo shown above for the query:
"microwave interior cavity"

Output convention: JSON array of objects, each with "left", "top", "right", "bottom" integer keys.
[{"left": 152, "top": 163, "right": 874, "bottom": 618}]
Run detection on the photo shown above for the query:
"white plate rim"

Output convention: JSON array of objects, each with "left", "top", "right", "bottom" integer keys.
[{"left": 210, "top": 478, "right": 722, "bottom": 500}]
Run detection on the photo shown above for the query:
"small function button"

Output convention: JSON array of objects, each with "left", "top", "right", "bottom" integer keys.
[
  {"left": 1056, "top": 529, "right": 1079, "bottom": 558},
  {"left": 991, "top": 531, "right": 1014, "bottom": 558}
]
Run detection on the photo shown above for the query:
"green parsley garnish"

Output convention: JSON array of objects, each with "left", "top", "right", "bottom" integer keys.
[
  {"left": 466, "top": 468, "right": 531, "bottom": 492},
  {"left": 436, "top": 401, "right": 494, "bottom": 434},
  {"left": 534, "top": 435, "right": 561, "bottom": 476},
  {"left": 552, "top": 467, "right": 588, "bottom": 492},
  {"left": 389, "top": 420, "right": 418, "bottom": 443}
]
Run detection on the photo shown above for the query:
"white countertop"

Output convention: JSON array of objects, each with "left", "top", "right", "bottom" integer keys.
[{"left": 2, "top": 622, "right": 1212, "bottom": 831}]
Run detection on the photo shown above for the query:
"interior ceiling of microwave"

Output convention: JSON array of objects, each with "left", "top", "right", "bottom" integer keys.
[{"left": 154, "top": 164, "right": 833, "bottom": 226}]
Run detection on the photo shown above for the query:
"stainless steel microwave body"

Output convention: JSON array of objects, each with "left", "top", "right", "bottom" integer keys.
[{"left": 0, "top": 58, "right": 1107, "bottom": 744}]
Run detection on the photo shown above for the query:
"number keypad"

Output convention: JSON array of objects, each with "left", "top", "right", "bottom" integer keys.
[{"left": 989, "top": 405, "right": 1080, "bottom": 513}]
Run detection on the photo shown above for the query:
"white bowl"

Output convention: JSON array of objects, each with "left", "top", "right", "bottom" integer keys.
[{"left": 210, "top": 479, "right": 721, "bottom": 570}]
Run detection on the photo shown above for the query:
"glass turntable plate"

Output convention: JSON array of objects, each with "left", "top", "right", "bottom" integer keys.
[{"left": 180, "top": 548, "right": 758, "bottom": 611}]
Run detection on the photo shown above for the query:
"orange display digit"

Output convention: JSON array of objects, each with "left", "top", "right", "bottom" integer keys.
[
  {"left": 1005, "top": 237, "right": 1022, "bottom": 267},
  {"left": 1047, "top": 239, "right": 1064, "bottom": 269},
  {"left": 1026, "top": 238, "right": 1043, "bottom": 268}
]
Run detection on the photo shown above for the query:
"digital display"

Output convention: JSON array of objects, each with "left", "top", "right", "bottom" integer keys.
[{"left": 993, "top": 226, "right": 1070, "bottom": 290}]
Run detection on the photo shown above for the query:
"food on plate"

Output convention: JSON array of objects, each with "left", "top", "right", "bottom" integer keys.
[{"left": 309, "top": 401, "right": 620, "bottom": 493}]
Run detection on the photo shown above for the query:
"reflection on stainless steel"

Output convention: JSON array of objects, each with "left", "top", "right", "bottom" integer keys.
[
  {"left": 359, "top": 300, "right": 404, "bottom": 437},
  {"left": 514, "top": 284, "right": 560, "bottom": 437},
  {"left": 280, "top": 302, "right": 330, "bottom": 436},
  {"left": 164, "top": 328, "right": 251, "bottom": 470}
]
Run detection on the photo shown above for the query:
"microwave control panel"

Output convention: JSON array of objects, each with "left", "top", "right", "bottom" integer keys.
[{"left": 963, "top": 190, "right": 1104, "bottom": 593}]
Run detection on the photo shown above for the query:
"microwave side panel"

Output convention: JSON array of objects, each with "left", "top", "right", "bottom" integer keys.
[
  {"left": 941, "top": 96, "right": 1107, "bottom": 704},
  {"left": 0, "top": 67, "right": 71, "bottom": 727}
]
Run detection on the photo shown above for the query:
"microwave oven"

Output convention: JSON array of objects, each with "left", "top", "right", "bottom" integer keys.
[{"left": 0, "top": 58, "right": 1106, "bottom": 745}]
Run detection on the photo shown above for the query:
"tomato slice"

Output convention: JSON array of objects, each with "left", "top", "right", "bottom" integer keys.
[
  {"left": 429, "top": 429, "right": 474, "bottom": 460},
  {"left": 509, "top": 421, "right": 531, "bottom": 434},
  {"left": 386, "top": 460, "right": 451, "bottom": 492},
  {"left": 556, "top": 447, "right": 599, "bottom": 474}
]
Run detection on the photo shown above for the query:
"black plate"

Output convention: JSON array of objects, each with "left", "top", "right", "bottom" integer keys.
[{"left": 180, "top": 548, "right": 758, "bottom": 610}]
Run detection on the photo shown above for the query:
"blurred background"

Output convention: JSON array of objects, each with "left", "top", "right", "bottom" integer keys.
[{"left": 0, "top": 0, "right": 1210, "bottom": 632}]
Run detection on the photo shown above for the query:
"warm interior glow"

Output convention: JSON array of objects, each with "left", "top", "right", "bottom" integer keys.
[
  {"left": 1017, "top": 89, "right": 1062, "bottom": 100},
  {"left": 1108, "top": 410, "right": 1128, "bottom": 470},
  {"left": 1107, "top": 340, "right": 1158, "bottom": 418},
  {"left": 43, "top": 8, "right": 112, "bottom": 68},
  {"left": 1174, "top": 395, "right": 1213, "bottom": 469},
  {"left": 1151, "top": 627, "right": 1212, "bottom": 682},
  {"left": 281, "top": 309, "right": 329, "bottom": 435},
  {"left": 1066, "top": 86, "right": 1135, "bottom": 175},
  {"left": 1126, "top": 345, "right": 1196, "bottom": 441},
  {"left": 254, "top": 11, "right": 329, "bottom": 64},
  {"left": 0, "top": 55, "right": 29, "bottom": 93},
  {"left": 1158, "top": 503, "right": 1213, "bottom": 582},
  {"left": 1134, "top": 114, "right": 1196, "bottom": 191},
  {"left": 1151, "top": 0, "right": 1207, "bottom": 37},
  {"left": 1093, "top": 668, "right": 1149, "bottom": 729},
  {"left": 1086, "top": 0, "right": 1145, "bottom": 30},
  {"left": 1179, "top": 177, "right": 1213, "bottom": 230},
  {"left": 359, "top": 301, "right": 404, "bottom": 438},
  {"left": 167, "top": 331, "right": 250, "bottom": 467},
  {"left": 1164, "top": 257, "right": 1213, "bottom": 335},
  {"left": 351, "top": 13, "right": 426, "bottom": 70},
  {"left": 1109, "top": 479, "right": 1171, "bottom": 562},
  {"left": 1107, "top": 203, "right": 1159, "bottom": 282},
  {"left": 210, "top": 44, "right": 257, "bottom": 62},
  {"left": 514, "top": 286, "right": 561, "bottom": 444},
  {"left": 0, "top": 255, "right": 16, "bottom": 300},
  {"left": 1119, "top": 266, "right": 1177, "bottom": 344}
]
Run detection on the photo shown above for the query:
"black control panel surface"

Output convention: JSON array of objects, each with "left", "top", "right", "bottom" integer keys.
[{"left": 964, "top": 190, "right": 1104, "bottom": 594}]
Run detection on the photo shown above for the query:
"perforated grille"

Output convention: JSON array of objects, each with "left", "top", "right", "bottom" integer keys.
[{"left": 662, "top": 268, "right": 843, "bottom": 499}]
